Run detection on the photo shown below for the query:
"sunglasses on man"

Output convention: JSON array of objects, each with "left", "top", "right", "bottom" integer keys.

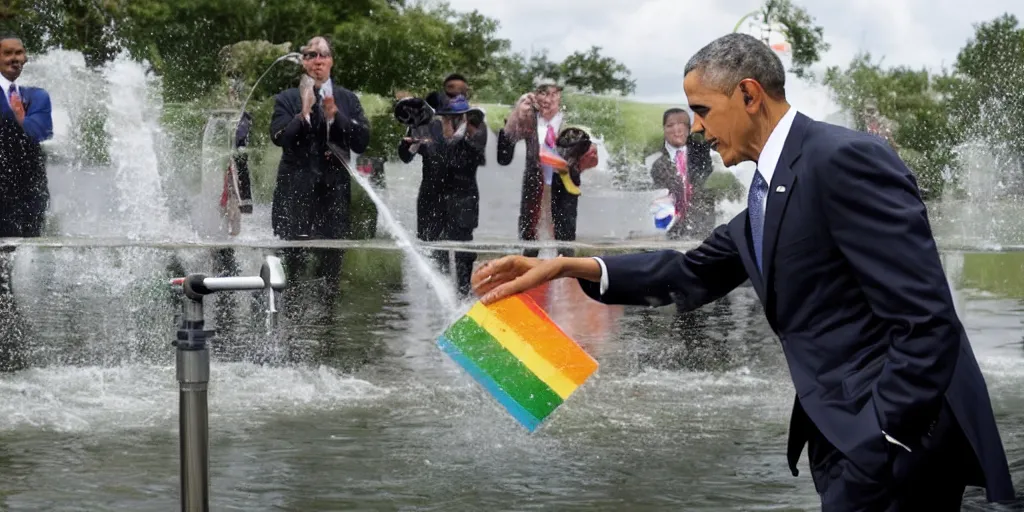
[{"left": 302, "top": 51, "right": 331, "bottom": 60}]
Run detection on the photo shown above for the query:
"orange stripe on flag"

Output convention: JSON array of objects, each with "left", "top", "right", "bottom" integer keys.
[{"left": 489, "top": 295, "right": 598, "bottom": 386}]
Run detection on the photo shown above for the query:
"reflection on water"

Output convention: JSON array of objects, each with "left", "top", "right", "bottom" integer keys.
[{"left": 0, "top": 245, "right": 1020, "bottom": 510}]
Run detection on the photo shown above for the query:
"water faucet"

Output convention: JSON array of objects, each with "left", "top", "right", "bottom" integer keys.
[{"left": 168, "top": 254, "right": 287, "bottom": 512}]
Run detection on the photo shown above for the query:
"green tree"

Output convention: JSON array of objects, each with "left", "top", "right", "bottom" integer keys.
[
  {"left": 947, "top": 14, "right": 1024, "bottom": 158},
  {"left": 736, "top": 0, "right": 830, "bottom": 79},
  {"left": 823, "top": 53, "right": 959, "bottom": 199},
  {"left": 560, "top": 46, "right": 636, "bottom": 95}
]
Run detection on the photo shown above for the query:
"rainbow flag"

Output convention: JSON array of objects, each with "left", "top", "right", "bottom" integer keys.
[{"left": 437, "top": 294, "right": 599, "bottom": 432}]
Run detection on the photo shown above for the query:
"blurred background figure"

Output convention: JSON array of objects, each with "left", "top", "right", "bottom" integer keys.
[
  {"left": 0, "top": 32, "right": 54, "bottom": 238},
  {"left": 861, "top": 98, "right": 898, "bottom": 150},
  {"left": 269, "top": 35, "right": 370, "bottom": 242},
  {"left": 649, "top": 108, "right": 715, "bottom": 240}
]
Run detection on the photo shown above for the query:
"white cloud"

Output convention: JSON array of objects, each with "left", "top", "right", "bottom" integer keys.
[{"left": 444, "top": 0, "right": 1023, "bottom": 114}]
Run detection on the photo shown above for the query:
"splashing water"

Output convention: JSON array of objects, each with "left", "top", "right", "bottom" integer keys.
[
  {"left": 345, "top": 161, "right": 460, "bottom": 315},
  {"left": 102, "top": 54, "right": 182, "bottom": 239}
]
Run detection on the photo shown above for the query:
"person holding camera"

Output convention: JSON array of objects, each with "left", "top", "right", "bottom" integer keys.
[
  {"left": 396, "top": 86, "right": 487, "bottom": 297},
  {"left": 497, "top": 78, "right": 598, "bottom": 257}
]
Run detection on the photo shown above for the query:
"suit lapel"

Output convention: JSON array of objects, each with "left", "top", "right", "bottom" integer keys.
[{"left": 761, "top": 112, "right": 809, "bottom": 313}]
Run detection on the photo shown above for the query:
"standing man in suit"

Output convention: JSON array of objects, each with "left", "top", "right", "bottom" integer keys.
[
  {"left": 498, "top": 78, "right": 598, "bottom": 257},
  {"left": 0, "top": 33, "right": 51, "bottom": 372},
  {"left": 0, "top": 33, "right": 53, "bottom": 238},
  {"left": 470, "top": 33, "right": 1015, "bottom": 510},
  {"left": 649, "top": 108, "right": 715, "bottom": 239},
  {"left": 269, "top": 35, "right": 370, "bottom": 241}
]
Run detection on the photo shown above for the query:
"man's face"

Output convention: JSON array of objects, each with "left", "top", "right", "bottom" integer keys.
[
  {"left": 663, "top": 112, "right": 691, "bottom": 147},
  {"left": 445, "top": 79, "right": 468, "bottom": 99},
  {"left": 0, "top": 38, "right": 27, "bottom": 82},
  {"left": 684, "top": 71, "right": 754, "bottom": 167},
  {"left": 535, "top": 86, "right": 561, "bottom": 116},
  {"left": 301, "top": 39, "right": 333, "bottom": 83}
]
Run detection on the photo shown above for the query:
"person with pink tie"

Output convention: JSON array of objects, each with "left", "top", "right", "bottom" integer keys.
[
  {"left": 498, "top": 77, "right": 598, "bottom": 256},
  {"left": 0, "top": 33, "right": 54, "bottom": 238},
  {"left": 649, "top": 108, "right": 715, "bottom": 239}
]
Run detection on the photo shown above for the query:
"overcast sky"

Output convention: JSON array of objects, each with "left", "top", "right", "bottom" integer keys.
[{"left": 443, "top": 0, "right": 1022, "bottom": 119}]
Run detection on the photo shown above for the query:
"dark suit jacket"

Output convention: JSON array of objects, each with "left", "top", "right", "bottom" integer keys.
[
  {"left": 580, "top": 112, "right": 1015, "bottom": 502},
  {"left": 0, "top": 85, "right": 53, "bottom": 236},
  {"left": 399, "top": 114, "right": 487, "bottom": 235},
  {"left": 269, "top": 83, "right": 370, "bottom": 238}
]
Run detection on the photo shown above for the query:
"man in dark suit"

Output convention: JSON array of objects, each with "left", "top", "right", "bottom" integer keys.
[
  {"left": 649, "top": 107, "right": 715, "bottom": 239},
  {"left": 470, "top": 33, "right": 1015, "bottom": 510},
  {"left": 0, "top": 33, "right": 53, "bottom": 238},
  {"left": 398, "top": 82, "right": 487, "bottom": 298},
  {"left": 269, "top": 36, "right": 370, "bottom": 241}
]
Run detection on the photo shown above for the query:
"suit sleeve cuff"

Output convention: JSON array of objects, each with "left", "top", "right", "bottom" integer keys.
[{"left": 593, "top": 257, "right": 609, "bottom": 296}]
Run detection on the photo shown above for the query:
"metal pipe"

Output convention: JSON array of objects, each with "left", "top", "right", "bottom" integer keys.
[
  {"left": 169, "top": 256, "right": 286, "bottom": 510},
  {"left": 178, "top": 344, "right": 210, "bottom": 512},
  {"left": 202, "top": 276, "right": 266, "bottom": 291},
  {"left": 176, "top": 297, "right": 210, "bottom": 512}
]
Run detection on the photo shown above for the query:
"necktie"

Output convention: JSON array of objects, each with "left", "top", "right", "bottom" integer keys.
[
  {"left": 674, "top": 150, "right": 692, "bottom": 216},
  {"left": 748, "top": 169, "right": 769, "bottom": 273},
  {"left": 545, "top": 123, "right": 556, "bottom": 148},
  {"left": 5, "top": 84, "right": 16, "bottom": 115}
]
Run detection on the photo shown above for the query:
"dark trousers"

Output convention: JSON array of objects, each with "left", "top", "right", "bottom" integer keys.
[
  {"left": 234, "top": 155, "right": 253, "bottom": 213},
  {"left": 520, "top": 177, "right": 579, "bottom": 258},
  {"left": 272, "top": 178, "right": 350, "bottom": 241},
  {"left": 0, "top": 190, "right": 47, "bottom": 237},
  {"left": 807, "top": 400, "right": 982, "bottom": 511},
  {"left": 418, "top": 208, "right": 475, "bottom": 298}
]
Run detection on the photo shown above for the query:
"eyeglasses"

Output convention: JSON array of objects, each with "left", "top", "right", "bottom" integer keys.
[{"left": 302, "top": 51, "right": 331, "bottom": 61}]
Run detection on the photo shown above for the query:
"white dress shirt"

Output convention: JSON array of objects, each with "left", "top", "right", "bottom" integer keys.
[
  {"left": 594, "top": 106, "right": 798, "bottom": 295},
  {"left": 0, "top": 74, "right": 18, "bottom": 105},
  {"left": 665, "top": 141, "right": 686, "bottom": 165}
]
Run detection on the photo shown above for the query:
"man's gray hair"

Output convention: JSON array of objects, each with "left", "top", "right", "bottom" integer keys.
[
  {"left": 302, "top": 36, "right": 333, "bottom": 55},
  {"left": 684, "top": 33, "right": 786, "bottom": 100}
]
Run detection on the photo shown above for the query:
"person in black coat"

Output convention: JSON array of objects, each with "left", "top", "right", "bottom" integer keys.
[
  {"left": 397, "top": 91, "right": 487, "bottom": 297},
  {"left": 269, "top": 36, "right": 370, "bottom": 241},
  {"left": 0, "top": 33, "right": 53, "bottom": 238},
  {"left": 232, "top": 110, "right": 254, "bottom": 214}
]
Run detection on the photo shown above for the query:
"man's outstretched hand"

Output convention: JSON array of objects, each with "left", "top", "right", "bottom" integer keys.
[{"left": 471, "top": 256, "right": 602, "bottom": 305}]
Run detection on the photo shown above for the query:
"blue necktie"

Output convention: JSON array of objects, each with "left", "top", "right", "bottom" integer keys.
[{"left": 748, "top": 169, "right": 769, "bottom": 273}]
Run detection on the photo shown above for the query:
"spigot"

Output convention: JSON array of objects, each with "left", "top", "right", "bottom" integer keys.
[{"left": 260, "top": 256, "right": 286, "bottom": 330}]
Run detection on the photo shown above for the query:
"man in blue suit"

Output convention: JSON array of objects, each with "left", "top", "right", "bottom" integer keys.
[
  {"left": 0, "top": 33, "right": 54, "bottom": 237},
  {"left": 471, "top": 33, "right": 1016, "bottom": 510}
]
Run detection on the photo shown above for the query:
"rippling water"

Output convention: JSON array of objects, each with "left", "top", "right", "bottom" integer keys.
[{"left": 0, "top": 245, "right": 1020, "bottom": 511}]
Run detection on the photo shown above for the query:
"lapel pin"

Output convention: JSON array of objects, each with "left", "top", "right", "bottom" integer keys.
[{"left": 775, "top": 186, "right": 787, "bottom": 193}]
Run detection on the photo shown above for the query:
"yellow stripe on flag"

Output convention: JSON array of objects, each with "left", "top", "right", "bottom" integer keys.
[{"left": 466, "top": 303, "right": 579, "bottom": 400}]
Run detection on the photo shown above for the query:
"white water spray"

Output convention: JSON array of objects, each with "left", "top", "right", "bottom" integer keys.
[
  {"left": 344, "top": 161, "right": 460, "bottom": 315},
  {"left": 102, "top": 54, "right": 182, "bottom": 239}
]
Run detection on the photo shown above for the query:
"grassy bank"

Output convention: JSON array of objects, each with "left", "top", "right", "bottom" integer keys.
[
  {"left": 960, "top": 252, "right": 1024, "bottom": 298},
  {"left": 479, "top": 94, "right": 678, "bottom": 157}
]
